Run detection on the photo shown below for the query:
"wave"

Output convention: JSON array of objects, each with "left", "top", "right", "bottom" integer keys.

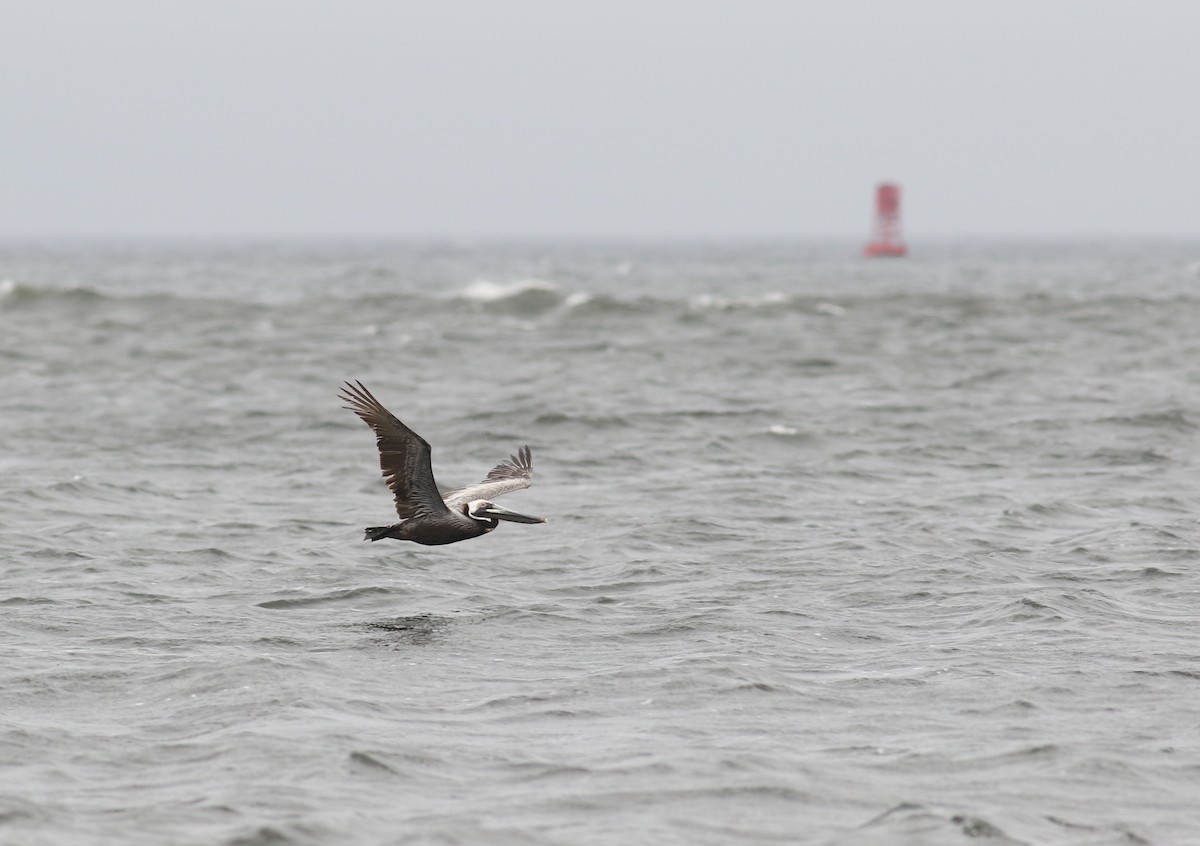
[
  {"left": 256, "top": 585, "right": 397, "bottom": 609},
  {"left": 830, "top": 802, "right": 1025, "bottom": 845},
  {"left": 7, "top": 274, "right": 1200, "bottom": 329},
  {"left": 457, "top": 277, "right": 565, "bottom": 314},
  {"left": 429, "top": 281, "right": 876, "bottom": 320},
  {"left": 0, "top": 278, "right": 108, "bottom": 308},
  {"left": 1100, "top": 408, "right": 1196, "bottom": 432},
  {"left": 0, "top": 278, "right": 264, "bottom": 319},
  {"left": 318, "top": 286, "right": 1200, "bottom": 325}
]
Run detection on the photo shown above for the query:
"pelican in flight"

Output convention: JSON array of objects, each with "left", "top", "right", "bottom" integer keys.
[{"left": 340, "top": 381, "right": 546, "bottom": 546}]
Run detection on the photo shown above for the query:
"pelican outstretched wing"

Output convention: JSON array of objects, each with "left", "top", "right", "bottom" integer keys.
[
  {"left": 443, "top": 446, "right": 535, "bottom": 508},
  {"left": 340, "top": 381, "right": 450, "bottom": 520}
]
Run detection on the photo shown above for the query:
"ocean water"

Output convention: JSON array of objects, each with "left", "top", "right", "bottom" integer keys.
[{"left": 2, "top": 240, "right": 1199, "bottom": 845}]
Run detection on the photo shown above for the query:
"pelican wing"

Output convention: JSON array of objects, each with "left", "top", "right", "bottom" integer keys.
[
  {"left": 443, "top": 445, "right": 535, "bottom": 508},
  {"left": 340, "top": 381, "right": 450, "bottom": 520}
]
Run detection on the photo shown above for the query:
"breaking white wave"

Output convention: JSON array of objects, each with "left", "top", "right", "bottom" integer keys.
[{"left": 460, "top": 277, "right": 559, "bottom": 302}]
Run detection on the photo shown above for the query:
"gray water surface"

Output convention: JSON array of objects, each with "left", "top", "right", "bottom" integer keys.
[{"left": 2, "top": 241, "right": 1199, "bottom": 845}]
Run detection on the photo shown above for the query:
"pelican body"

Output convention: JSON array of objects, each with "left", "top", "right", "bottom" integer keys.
[{"left": 340, "top": 381, "right": 546, "bottom": 546}]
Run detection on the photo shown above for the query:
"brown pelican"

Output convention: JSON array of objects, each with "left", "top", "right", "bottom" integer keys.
[{"left": 340, "top": 381, "right": 546, "bottom": 545}]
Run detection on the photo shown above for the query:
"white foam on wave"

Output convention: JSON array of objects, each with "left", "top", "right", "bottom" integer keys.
[
  {"left": 461, "top": 278, "right": 559, "bottom": 301},
  {"left": 690, "top": 293, "right": 728, "bottom": 309},
  {"left": 815, "top": 301, "right": 846, "bottom": 316},
  {"left": 563, "top": 292, "right": 592, "bottom": 309},
  {"left": 690, "top": 291, "right": 795, "bottom": 311}
]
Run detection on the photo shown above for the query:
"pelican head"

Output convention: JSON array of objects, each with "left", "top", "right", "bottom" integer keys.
[{"left": 465, "top": 499, "right": 546, "bottom": 525}]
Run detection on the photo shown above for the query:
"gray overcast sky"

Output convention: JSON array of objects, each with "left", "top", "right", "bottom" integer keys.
[{"left": 2, "top": 1, "right": 1198, "bottom": 240}]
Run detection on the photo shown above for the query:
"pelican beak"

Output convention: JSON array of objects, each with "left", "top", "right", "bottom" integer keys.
[{"left": 479, "top": 503, "right": 547, "bottom": 524}]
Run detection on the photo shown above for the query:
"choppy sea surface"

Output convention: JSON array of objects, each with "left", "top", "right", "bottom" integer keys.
[{"left": 2, "top": 240, "right": 1200, "bottom": 845}]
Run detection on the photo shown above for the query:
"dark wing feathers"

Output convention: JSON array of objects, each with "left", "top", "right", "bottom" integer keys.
[
  {"left": 339, "top": 381, "right": 449, "bottom": 520},
  {"left": 442, "top": 445, "right": 535, "bottom": 507},
  {"left": 486, "top": 446, "right": 534, "bottom": 482}
]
